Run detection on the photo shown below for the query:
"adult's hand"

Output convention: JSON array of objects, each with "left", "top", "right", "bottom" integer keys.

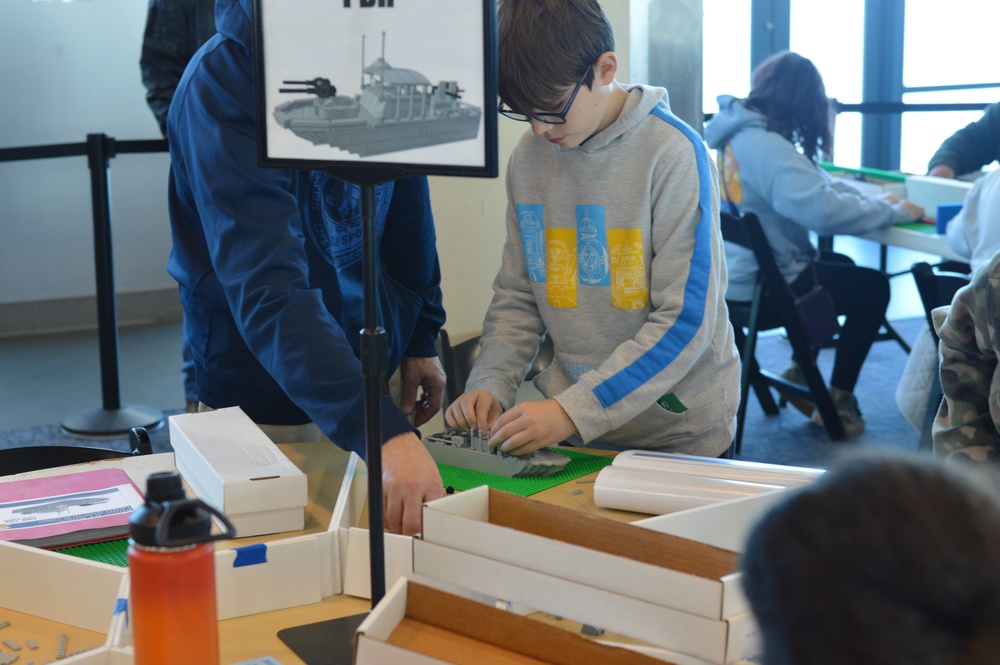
[
  {"left": 381, "top": 432, "right": 444, "bottom": 535},
  {"left": 445, "top": 389, "right": 503, "bottom": 433},
  {"left": 929, "top": 164, "right": 956, "bottom": 179},
  {"left": 398, "top": 355, "right": 446, "bottom": 427},
  {"left": 488, "top": 399, "right": 577, "bottom": 456}
]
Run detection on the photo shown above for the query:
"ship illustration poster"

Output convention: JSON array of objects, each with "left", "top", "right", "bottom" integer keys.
[{"left": 254, "top": 0, "right": 497, "bottom": 177}]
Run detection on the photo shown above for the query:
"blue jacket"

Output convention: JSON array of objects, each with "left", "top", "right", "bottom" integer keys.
[{"left": 166, "top": 0, "right": 445, "bottom": 457}]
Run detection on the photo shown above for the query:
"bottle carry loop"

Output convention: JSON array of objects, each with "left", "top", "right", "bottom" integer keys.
[{"left": 154, "top": 500, "right": 237, "bottom": 548}]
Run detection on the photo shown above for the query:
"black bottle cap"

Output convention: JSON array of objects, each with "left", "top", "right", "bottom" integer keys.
[{"left": 129, "top": 471, "right": 213, "bottom": 547}]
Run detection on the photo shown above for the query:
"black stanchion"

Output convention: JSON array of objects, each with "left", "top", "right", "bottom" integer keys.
[{"left": 61, "top": 133, "right": 163, "bottom": 437}]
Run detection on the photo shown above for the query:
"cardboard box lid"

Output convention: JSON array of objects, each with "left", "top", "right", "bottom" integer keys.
[
  {"left": 169, "top": 407, "right": 307, "bottom": 515},
  {"left": 422, "top": 486, "right": 746, "bottom": 621},
  {"left": 357, "top": 576, "right": 677, "bottom": 665},
  {"left": 445, "top": 487, "right": 739, "bottom": 580}
]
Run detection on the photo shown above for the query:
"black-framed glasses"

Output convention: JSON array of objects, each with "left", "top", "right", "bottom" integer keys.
[{"left": 498, "top": 69, "right": 590, "bottom": 124}]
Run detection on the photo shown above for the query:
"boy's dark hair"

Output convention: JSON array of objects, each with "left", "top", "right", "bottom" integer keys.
[
  {"left": 741, "top": 452, "right": 1000, "bottom": 664},
  {"left": 744, "top": 50, "right": 832, "bottom": 163},
  {"left": 498, "top": 0, "right": 614, "bottom": 116}
]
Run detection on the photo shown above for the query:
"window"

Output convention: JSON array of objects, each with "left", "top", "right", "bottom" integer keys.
[
  {"left": 702, "top": 0, "right": 752, "bottom": 114},
  {"left": 790, "top": 0, "right": 864, "bottom": 167},
  {"left": 900, "top": 0, "right": 999, "bottom": 175}
]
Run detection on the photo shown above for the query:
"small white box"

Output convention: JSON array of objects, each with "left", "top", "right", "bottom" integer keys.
[
  {"left": 421, "top": 486, "right": 747, "bottom": 620},
  {"left": 0, "top": 539, "right": 128, "bottom": 663},
  {"left": 169, "top": 407, "right": 308, "bottom": 537},
  {"left": 355, "top": 575, "right": 690, "bottom": 665},
  {"left": 904, "top": 174, "right": 973, "bottom": 214}
]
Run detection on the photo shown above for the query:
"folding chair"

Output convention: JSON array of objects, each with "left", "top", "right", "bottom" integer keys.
[
  {"left": 437, "top": 329, "right": 553, "bottom": 412},
  {"left": 910, "top": 260, "right": 971, "bottom": 450},
  {"left": 0, "top": 426, "right": 154, "bottom": 476},
  {"left": 721, "top": 211, "right": 846, "bottom": 453}
]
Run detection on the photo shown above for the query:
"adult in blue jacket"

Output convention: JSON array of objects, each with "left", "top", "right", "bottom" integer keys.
[{"left": 167, "top": 0, "right": 445, "bottom": 535}]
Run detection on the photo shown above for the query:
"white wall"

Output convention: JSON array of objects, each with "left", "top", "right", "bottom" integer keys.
[
  {"left": 0, "top": 0, "right": 170, "bottom": 306},
  {"left": 0, "top": 0, "right": 632, "bottom": 343}
]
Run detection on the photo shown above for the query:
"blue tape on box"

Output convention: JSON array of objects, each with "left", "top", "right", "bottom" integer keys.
[
  {"left": 232, "top": 543, "right": 268, "bottom": 567},
  {"left": 936, "top": 202, "right": 963, "bottom": 233}
]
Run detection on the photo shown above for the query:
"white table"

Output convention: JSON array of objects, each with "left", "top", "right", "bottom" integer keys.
[{"left": 862, "top": 224, "right": 967, "bottom": 264}]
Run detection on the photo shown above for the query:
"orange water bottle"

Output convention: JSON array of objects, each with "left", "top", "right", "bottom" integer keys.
[{"left": 128, "top": 471, "right": 236, "bottom": 665}]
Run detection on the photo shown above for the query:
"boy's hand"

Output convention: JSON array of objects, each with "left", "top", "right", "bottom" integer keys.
[
  {"left": 488, "top": 399, "right": 577, "bottom": 456},
  {"left": 899, "top": 200, "right": 926, "bottom": 221},
  {"left": 381, "top": 432, "right": 444, "bottom": 535},
  {"left": 445, "top": 389, "right": 503, "bottom": 433}
]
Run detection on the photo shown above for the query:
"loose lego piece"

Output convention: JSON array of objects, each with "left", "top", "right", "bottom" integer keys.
[
  {"left": 581, "top": 624, "right": 605, "bottom": 636},
  {"left": 2, "top": 639, "right": 20, "bottom": 651},
  {"left": 0, "top": 654, "right": 18, "bottom": 665},
  {"left": 0, "top": 622, "right": 9, "bottom": 630},
  {"left": 424, "top": 428, "right": 571, "bottom": 478},
  {"left": 55, "top": 634, "right": 67, "bottom": 660},
  {"left": 24, "top": 641, "right": 36, "bottom": 651}
]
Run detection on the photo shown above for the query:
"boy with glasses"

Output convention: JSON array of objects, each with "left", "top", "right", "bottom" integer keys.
[{"left": 445, "top": 0, "right": 740, "bottom": 458}]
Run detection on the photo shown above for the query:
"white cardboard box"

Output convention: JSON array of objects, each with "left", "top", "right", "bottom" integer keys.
[
  {"left": 212, "top": 442, "right": 365, "bottom": 619},
  {"left": 0, "top": 539, "right": 128, "bottom": 663},
  {"left": 4, "top": 443, "right": 366, "bottom": 623},
  {"left": 609, "top": 451, "right": 823, "bottom": 487},
  {"left": 412, "top": 540, "right": 759, "bottom": 664},
  {"left": 421, "top": 485, "right": 747, "bottom": 621},
  {"left": 355, "top": 575, "right": 689, "bottom": 665},
  {"left": 904, "top": 174, "right": 973, "bottom": 214},
  {"left": 169, "top": 407, "right": 308, "bottom": 537}
]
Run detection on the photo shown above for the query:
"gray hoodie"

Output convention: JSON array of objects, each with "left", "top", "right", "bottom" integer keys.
[
  {"left": 703, "top": 95, "right": 912, "bottom": 301},
  {"left": 467, "top": 85, "right": 740, "bottom": 456}
]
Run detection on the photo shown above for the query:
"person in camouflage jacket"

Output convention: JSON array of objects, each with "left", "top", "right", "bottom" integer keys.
[{"left": 933, "top": 250, "right": 1000, "bottom": 462}]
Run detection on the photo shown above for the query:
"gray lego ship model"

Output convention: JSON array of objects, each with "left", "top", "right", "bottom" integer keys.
[
  {"left": 273, "top": 33, "right": 482, "bottom": 157},
  {"left": 425, "top": 428, "right": 571, "bottom": 478}
]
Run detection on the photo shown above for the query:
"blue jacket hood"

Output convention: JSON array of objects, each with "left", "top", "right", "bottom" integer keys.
[
  {"left": 215, "top": 0, "right": 253, "bottom": 51},
  {"left": 703, "top": 95, "right": 768, "bottom": 150}
]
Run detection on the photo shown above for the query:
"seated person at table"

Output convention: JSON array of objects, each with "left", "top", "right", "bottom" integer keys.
[
  {"left": 947, "top": 168, "right": 1000, "bottom": 271},
  {"left": 896, "top": 170, "right": 997, "bottom": 433},
  {"left": 933, "top": 250, "right": 1000, "bottom": 463},
  {"left": 741, "top": 452, "right": 1000, "bottom": 664},
  {"left": 928, "top": 101, "right": 1000, "bottom": 179},
  {"left": 703, "top": 50, "right": 924, "bottom": 436},
  {"left": 445, "top": 0, "right": 740, "bottom": 459},
  {"left": 167, "top": 0, "right": 445, "bottom": 535}
]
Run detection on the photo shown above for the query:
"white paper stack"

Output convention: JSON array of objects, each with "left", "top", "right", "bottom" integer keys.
[
  {"left": 594, "top": 467, "right": 781, "bottom": 516},
  {"left": 592, "top": 451, "right": 823, "bottom": 516}
]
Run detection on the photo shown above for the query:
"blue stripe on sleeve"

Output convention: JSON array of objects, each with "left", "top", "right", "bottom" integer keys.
[{"left": 593, "top": 105, "right": 714, "bottom": 408}]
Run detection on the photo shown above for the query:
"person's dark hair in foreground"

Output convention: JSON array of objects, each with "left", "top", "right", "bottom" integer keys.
[{"left": 741, "top": 452, "right": 1000, "bottom": 664}]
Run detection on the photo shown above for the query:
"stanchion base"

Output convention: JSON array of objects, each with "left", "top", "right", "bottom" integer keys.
[
  {"left": 278, "top": 613, "right": 366, "bottom": 665},
  {"left": 61, "top": 404, "right": 164, "bottom": 439}
]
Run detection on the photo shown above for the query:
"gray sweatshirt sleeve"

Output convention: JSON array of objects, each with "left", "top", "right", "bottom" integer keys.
[{"left": 464, "top": 148, "right": 549, "bottom": 409}]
